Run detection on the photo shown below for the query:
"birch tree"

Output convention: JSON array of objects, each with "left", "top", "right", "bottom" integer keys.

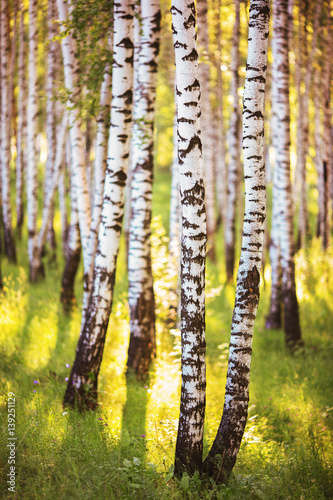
[
  {"left": 26, "top": 0, "right": 40, "bottom": 281},
  {"left": 57, "top": 0, "right": 92, "bottom": 271},
  {"left": 197, "top": 0, "right": 216, "bottom": 260},
  {"left": 63, "top": 0, "right": 134, "bottom": 409},
  {"left": 1, "top": 0, "right": 17, "bottom": 263},
  {"left": 203, "top": 0, "right": 269, "bottom": 482},
  {"left": 225, "top": 0, "right": 241, "bottom": 281},
  {"left": 16, "top": 6, "right": 26, "bottom": 239},
  {"left": 271, "top": 0, "right": 302, "bottom": 348},
  {"left": 171, "top": 0, "right": 207, "bottom": 477},
  {"left": 127, "top": 0, "right": 161, "bottom": 379}
]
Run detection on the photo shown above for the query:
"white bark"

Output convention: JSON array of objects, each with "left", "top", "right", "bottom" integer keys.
[
  {"left": 26, "top": 0, "right": 39, "bottom": 280},
  {"left": 1, "top": 0, "right": 16, "bottom": 262},
  {"left": 197, "top": 0, "right": 216, "bottom": 259},
  {"left": 127, "top": 0, "right": 160, "bottom": 378},
  {"left": 272, "top": 0, "right": 301, "bottom": 347},
  {"left": 57, "top": 0, "right": 92, "bottom": 270},
  {"left": 81, "top": 40, "right": 112, "bottom": 325},
  {"left": 225, "top": 0, "right": 241, "bottom": 281},
  {"left": 204, "top": 0, "right": 269, "bottom": 482},
  {"left": 171, "top": 0, "right": 207, "bottom": 477},
  {"left": 16, "top": 6, "right": 26, "bottom": 238},
  {"left": 64, "top": 0, "right": 134, "bottom": 410}
]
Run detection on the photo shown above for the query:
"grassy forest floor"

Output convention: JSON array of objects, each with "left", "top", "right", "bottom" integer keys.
[{"left": 0, "top": 168, "right": 333, "bottom": 499}]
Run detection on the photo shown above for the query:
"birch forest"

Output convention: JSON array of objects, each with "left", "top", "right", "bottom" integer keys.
[{"left": 1, "top": 0, "right": 333, "bottom": 497}]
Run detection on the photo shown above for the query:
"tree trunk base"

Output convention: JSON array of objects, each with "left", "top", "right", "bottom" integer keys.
[{"left": 60, "top": 245, "right": 81, "bottom": 314}]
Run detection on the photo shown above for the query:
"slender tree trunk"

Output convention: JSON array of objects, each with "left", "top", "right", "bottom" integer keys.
[
  {"left": 57, "top": 0, "right": 92, "bottom": 271},
  {"left": 297, "top": 0, "right": 323, "bottom": 248},
  {"left": 1, "top": 0, "right": 17, "bottom": 263},
  {"left": 63, "top": 0, "right": 134, "bottom": 410},
  {"left": 58, "top": 154, "right": 68, "bottom": 255},
  {"left": 197, "top": 0, "right": 216, "bottom": 260},
  {"left": 169, "top": 109, "right": 181, "bottom": 266},
  {"left": 321, "top": 2, "right": 332, "bottom": 248},
  {"left": 37, "top": 114, "right": 67, "bottom": 260},
  {"left": 26, "top": 0, "right": 39, "bottom": 281},
  {"left": 203, "top": 0, "right": 269, "bottom": 483},
  {"left": 16, "top": 6, "right": 26, "bottom": 239},
  {"left": 225, "top": 0, "right": 241, "bottom": 282},
  {"left": 273, "top": 0, "right": 302, "bottom": 349},
  {"left": 266, "top": 162, "right": 282, "bottom": 329},
  {"left": 44, "top": 0, "right": 58, "bottom": 261},
  {"left": 214, "top": 0, "right": 227, "bottom": 228},
  {"left": 127, "top": 0, "right": 160, "bottom": 379},
  {"left": 60, "top": 177, "right": 81, "bottom": 313},
  {"left": 171, "top": 0, "right": 207, "bottom": 477},
  {"left": 80, "top": 40, "right": 112, "bottom": 327}
]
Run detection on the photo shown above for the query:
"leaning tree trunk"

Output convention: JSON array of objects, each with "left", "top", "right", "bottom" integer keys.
[
  {"left": 127, "top": 0, "right": 160, "bottom": 379},
  {"left": 171, "top": 0, "right": 207, "bottom": 477},
  {"left": 0, "top": 0, "right": 17, "bottom": 263},
  {"left": 203, "top": 0, "right": 269, "bottom": 483},
  {"left": 16, "top": 6, "right": 26, "bottom": 239},
  {"left": 26, "top": 0, "right": 40, "bottom": 281},
  {"left": 272, "top": 0, "right": 302, "bottom": 349},
  {"left": 197, "top": 0, "right": 216, "bottom": 260},
  {"left": 63, "top": 0, "right": 134, "bottom": 410},
  {"left": 225, "top": 0, "right": 241, "bottom": 282}
]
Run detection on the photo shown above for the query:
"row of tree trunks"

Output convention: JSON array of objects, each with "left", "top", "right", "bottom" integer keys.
[
  {"left": 63, "top": 0, "right": 135, "bottom": 410},
  {"left": 1, "top": 0, "right": 17, "bottom": 263},
  {"left": 171, "top": 0, "right": 207, "bottom": 477},
  {"left": 127, "top": 0, "right": 161, "bottom": 379}
]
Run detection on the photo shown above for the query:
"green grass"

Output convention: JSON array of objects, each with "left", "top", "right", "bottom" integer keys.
[{"left": 0, "top": 184, "right": 333, "bottom": 498}]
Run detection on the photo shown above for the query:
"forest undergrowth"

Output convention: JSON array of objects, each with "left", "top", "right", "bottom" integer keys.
[{"left": 0, "top": 197, "right": 332, "bottom": 499}]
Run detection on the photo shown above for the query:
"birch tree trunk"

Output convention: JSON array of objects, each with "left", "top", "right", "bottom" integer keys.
[
  {"left": 321, "top": 3, "right": 332, "bottom": 248},
  {"left": 169, "top": 109, "right": 181, "bottom": 267},
  {"left": 57, "top": 0, "right": 92, "bottom": 271},
  {"left": 44, "top": 0, "right": 58, "bottom": 260},
  {"left": 60, "top": 175, "right": 81, "bottom": 313},
  {"left": 265, "top": 162, "right": 282, "bottom": 329},
  {"left": 63, "top": 0, "right": 134, "bottom": 410},
  {"left": 297, "top": 0, "right": 323, "bottom": 248},
  {"left": 127, "top": 0, "right": 160, "bottom": 379},
  {"left": 16, "top": 6, "right": 26, "bottom": 239},
  {"left": 171, "top": 0, "right": 207, "bottom": 477},
  {"left": 214, "top": 0, "right": 227, "bottom": 228},
  {"left": 1, "top": 0, "right": 17, "bottom": 263},
  {"left": 197, "top": 0, "right": 216, "bottom": 260},
  {"left": 81, "top": 41, "right": 112, "bottom": 326},
  {"left": 272, "top": 0, "right": 302, "bottom": 349},
  {"left": 26, "top": 0, "right": 39, "bottom": 281},
  {"left": 203, "top": 0, "right": 269, "bottom": 482},
  {"left": 225, "top": 0, "right": 241, "bottom": 282}
]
